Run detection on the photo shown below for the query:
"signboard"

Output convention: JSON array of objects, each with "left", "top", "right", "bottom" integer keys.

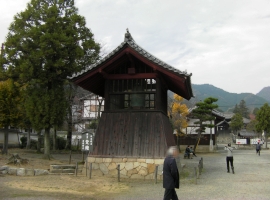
[
  {"left": 81, "top": 132, "right": 94, "bottom": 152},
  {"left": 236, "top": 139, "right": 247, "bottom": 144},
  {"left": 251, "top": 138, "right": 264, "bottom": 145}
]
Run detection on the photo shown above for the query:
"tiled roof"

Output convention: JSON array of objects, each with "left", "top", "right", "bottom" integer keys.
[{"left": 70, "top": 29, "right": 192, "bottom": 79}]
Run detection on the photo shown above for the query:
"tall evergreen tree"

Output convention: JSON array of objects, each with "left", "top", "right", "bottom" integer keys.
[
  {"left": 233, "top": 100, "right": 249, "bottom": 118},
  {"left": 238, "top": 100, "right": 249, "bottom": 118},
  {"left": 1, "top": 0, "right": 100, "bottom": 158},
  {"left": 190, "top": 97, "right": 218, "bottom": 151},
  {"left": 256, "top": 103, "right": 270, "bottom": 148},
  {"left": 233, "top": 104, "right": 240, "bottom": 114},
  {"left": 230, "top": 113, "right": 243, "bottom": 133}
]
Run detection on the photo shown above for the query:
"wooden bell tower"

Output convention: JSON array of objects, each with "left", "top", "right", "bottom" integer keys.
[{"left": 72, "top": 30, "right": 193, "bottom": 158}]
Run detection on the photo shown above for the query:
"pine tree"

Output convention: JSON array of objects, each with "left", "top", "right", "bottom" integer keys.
[
  {"left": 1, "top": 0, "right": 100, "bottom": 158},
  {"left": 190, "top": 97, "right": 218, "bottom": 151}
]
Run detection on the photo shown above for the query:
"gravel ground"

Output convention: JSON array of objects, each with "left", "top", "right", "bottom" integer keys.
[
  {"left": 1, "top": 147, "right": 270, "bottom": 200},
  {"left": 115, "top": 147, "right": 270, "bottom": 200}
]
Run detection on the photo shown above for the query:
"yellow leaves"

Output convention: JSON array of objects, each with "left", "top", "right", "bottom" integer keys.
[
  {"left": 173, "top": 94, "right": 183, "bottom": 101},
  {"left": 169, "top": 93, "right": 189, "bottom": 132},
  {"left": 172, "top": 103, "right": 188, "bottom": 116}
]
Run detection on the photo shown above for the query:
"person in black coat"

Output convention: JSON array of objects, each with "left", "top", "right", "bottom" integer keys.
[{"left": 163, "top": 146, "right": 180, "bottom": 200}]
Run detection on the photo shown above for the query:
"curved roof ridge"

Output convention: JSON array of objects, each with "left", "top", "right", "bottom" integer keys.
[{"left": 70, "top": 29, "right": 192, "bottom": 79}]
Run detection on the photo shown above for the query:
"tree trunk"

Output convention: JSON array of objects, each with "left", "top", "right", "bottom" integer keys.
[
  {"left": 53, "top": 127, "right": 57, "bottom": 151},
  {"left": 2, "top": 126, "right": 9, "bottom": 155},
  {"left": 26, "top": 128, "right": 31, "bottom": 149},
  {"left": 265, "top": 131, "right": 268, "bottom": 149},
  {"left": 36, "top": 130, "right": 42, "bottom": 153},
  {"left": 44, "top": 127, "right": 51, "bottom": 159},
  {"left": 65, "top": 104, "right": 72, "bottom": 150}
]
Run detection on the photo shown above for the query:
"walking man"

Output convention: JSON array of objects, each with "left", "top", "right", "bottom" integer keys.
[
  {"left": 224, "top": 143, "right": 235, "bottom": 174},
  {"left": 256, "top": 142, "right": 261, "bottom": 156},
  {"left": 163, "top": 146, "right": 180, "bottom": 200}
]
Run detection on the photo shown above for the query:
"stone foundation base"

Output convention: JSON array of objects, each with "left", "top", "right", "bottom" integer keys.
[{"left": 85, "top": 157, "right": 164, "bottom": 180}]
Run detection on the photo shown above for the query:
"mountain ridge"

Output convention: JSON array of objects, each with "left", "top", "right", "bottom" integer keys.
[{"left": 179, "top": 84, "right": 270, "bottom": 112}]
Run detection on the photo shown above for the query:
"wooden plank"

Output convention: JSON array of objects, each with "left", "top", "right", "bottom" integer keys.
[{"left": 92, "top": 112, "right": 174, "bottom": 158}]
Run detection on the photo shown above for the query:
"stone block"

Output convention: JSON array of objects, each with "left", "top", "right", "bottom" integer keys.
[
  {"left": 34, "top": 169, "right": 49, "bottom": 176},
  {"left": 103, "top": 158, "right": 112, "bottom": 163},
  {"left": 17, "top": 168, "right": 26, "bottom": 176},
  {"left": 145, "top": 173, "right": 154, "bottom": 180},
  {"left": 112, "top": 158, "right": 123, "bottom": 163},
  {"left": 140, "top": 163, "right": 147, "bottom": 168},
  {"left": 127, "top": 158, "right": 137, "bottom": 162},
  {"left": 119, "top": 163, "right": 125, "bottom": 170},
  {"left": 62, "top": 169, "right": 75, "bottom": 173},
  {"left": 25, "top": 169, "right": 35, "bottom": 176},
  {"left": 147, "top": 164, "right": 156, "bottom": 174},
  {"left": 95, "top": 158, "right": 103, "bottom": 163},
  {"left": 88, "top": 157, "right": 96, "bottom": 163},
  {"left": 137, "top": 159, "right": 146, "bottom": 163},
  {"left": 109, "top": 169, "right": 118, "bottom": 177},
  {"left": 154, "top": 159, "right": 164, "bottom": 165},
  {"left": 120, "top": 168, "right": 127, "bottom": 176},
  {"left": 0, "top": 166, "right": 9, "bottom": 174},
  {"left": 127, "top": 169, "right": 137, "bottom": 177},
  {"left": 92, "top": 163, "right": 99, "bottom": 170},
  {"left": 0, "top": 166, "right": 9, "bottom": 171},
  {"left": 108, "top": 163, "right": 116, "bottom": 170},
  {"left": 8, "top": 168, "right": 17, "bottom": 175},
  {"left": 136, "top": 166, "right": 142, "bottom": 171},
  {"left": 146, "top": 159, "right": 154, "bottom": 164},
  {"left": 125, "top": 162, "right": 134, "bottom": 171},
  {"left": 123, "top": 158, "right": 128, "bottom": 162},
  {"left": 130, "top": 174, "right": 144, "bottom": 179},
  {"left": 133, "top": 162, "right": 140, "bottom": 168},
  {"left": 50, "top": 165, "right": 75, "bottom": 170},
  {"left": 99, "top": 163, "right": 109, "bottom": 174},
  {"left": 138, "top": 167, "right": 148, "bottom": 176}
]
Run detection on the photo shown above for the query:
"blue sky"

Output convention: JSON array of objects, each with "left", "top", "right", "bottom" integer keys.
[{"left": 1, "top": 0, "right": 269, "bottom": 94}]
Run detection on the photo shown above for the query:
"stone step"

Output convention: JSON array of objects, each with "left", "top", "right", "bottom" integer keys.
[{"left": 50, "top": 164, "right": 84, "bottom": 174}]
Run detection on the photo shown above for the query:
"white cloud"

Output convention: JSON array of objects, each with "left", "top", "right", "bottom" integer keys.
[{"left": 1, "top": 0, "right": 269, "bottom": 94}]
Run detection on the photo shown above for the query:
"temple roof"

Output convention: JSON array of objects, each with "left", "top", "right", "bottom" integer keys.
[{"left": 71, "top": 29, "right": 193, "bottom": 99}]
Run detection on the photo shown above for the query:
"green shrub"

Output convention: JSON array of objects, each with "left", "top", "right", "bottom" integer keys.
[
  {"left": 30, "top": 139, "right": 37, "bottom": 150},
  {"left": 20, "top": 136, "right": 27, "bottom": 148},
  {"left": 56, "top": 136, "right": 66, "bottom": 150}
]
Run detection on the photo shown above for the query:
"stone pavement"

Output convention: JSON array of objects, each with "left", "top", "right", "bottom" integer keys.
[{"left": 115, "top": 148, "right": 270, "bottom": 200}]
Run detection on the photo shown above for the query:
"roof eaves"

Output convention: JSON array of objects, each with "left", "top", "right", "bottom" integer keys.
[{"left": 70, "top": 30, "right": 192, "bottom": 80}]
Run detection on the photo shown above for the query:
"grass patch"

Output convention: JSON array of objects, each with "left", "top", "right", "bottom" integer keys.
[
  {"left": 11, "top": 193, "right": 32, "bottom": 198},
  {"left": 180, "top": 170, "right": 190, "bottom": 179}
]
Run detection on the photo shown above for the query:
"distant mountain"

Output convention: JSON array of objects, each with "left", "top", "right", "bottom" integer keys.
[
  {"left": 256, "top": 86, "right": 270, "bottom": 102},
  {"left": 176, "top": 84, "right": 270, "bottom": 112}
]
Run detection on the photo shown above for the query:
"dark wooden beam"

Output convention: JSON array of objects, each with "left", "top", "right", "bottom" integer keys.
[{"left": 102, "top": 73, "right": 157, "bottom": 80}]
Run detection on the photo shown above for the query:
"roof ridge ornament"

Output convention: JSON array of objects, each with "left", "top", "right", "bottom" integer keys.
[{"left": 124, "top": 28, "right": 134, "bottom": 42}]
